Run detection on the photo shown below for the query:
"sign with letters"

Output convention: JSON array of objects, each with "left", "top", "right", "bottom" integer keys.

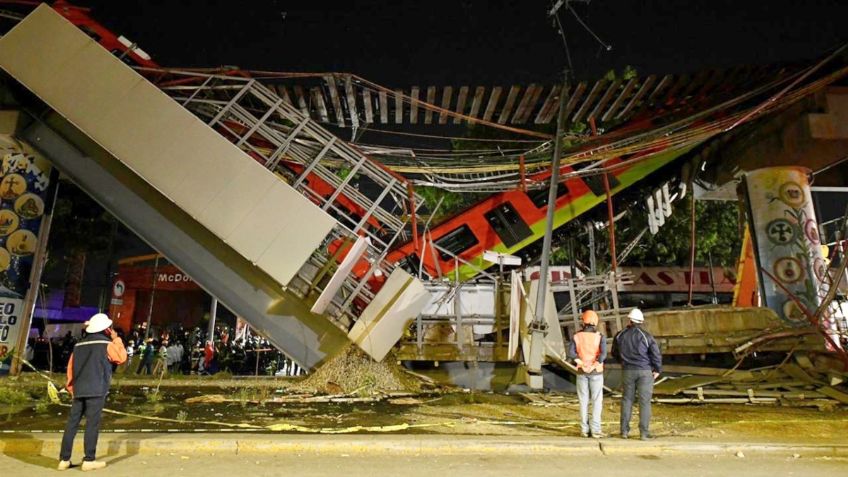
[{"left": 0, "top": 150, "right": 54, "bottom": 375}]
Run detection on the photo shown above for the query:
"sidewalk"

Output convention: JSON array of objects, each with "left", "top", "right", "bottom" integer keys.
[{"left": 3, "top": 433, "right": 847, "bottom": 458}]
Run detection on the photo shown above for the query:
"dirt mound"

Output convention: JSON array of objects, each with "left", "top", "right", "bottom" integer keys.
[{"left": 291, "top": 346, "right": 422, "bottom": 395}]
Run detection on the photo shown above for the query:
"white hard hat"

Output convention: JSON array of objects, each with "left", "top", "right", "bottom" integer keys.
[
  {"left": 85, "top": 313, "right": 113, "bottom": 333},
  {"left": 627, "top": 308, "right": 644, "bottom": 323}
]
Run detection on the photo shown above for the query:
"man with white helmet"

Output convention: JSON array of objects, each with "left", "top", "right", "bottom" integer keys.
[
  {"left": 612, "top": 308, "right": 662, "bottom": 440},
  {"left": 58, "top": 313, "right": 127, "bottom": 471},
  {"left": 567, "top": 309, "right": 607, "bottom": 438}
]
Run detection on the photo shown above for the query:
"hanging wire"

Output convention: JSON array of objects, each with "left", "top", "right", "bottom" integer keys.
[
  {"left": 567, "top": 3, "right": 613, "bottom": 51},
  {"left": 552, "top": 7, "right": 575, "bottom": 75}
]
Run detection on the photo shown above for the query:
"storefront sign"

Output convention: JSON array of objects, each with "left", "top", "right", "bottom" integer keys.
[
  {"left": 621, "top": 267, "right": 736, "bottom": 294},
  {"left": 113, "top": 264, "right": 201, "bottom": 292}
]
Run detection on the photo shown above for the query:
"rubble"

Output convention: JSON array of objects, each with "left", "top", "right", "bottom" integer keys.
[
  {"left": 652, "top": 353, "right": 848, "bottom": 406},
  {"left": 289, "top": 346, "right": 427, "bottom": 395}
]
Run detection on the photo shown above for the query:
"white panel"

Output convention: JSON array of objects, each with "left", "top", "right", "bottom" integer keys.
[
  {"left": 311, "top": 236, "right": 370, "bottom": 314},
  {"left": 0, "top": 5, "right": 88, "bottom": 101},
  {"left": 199, "top": 160, "right": 278, "bottom": 239},
  {"left": 508, "top": 271, "right": 521, "bottom": 360},
  {"left": 0, "top": 5, "right": 338, "bottom": 289},
  {"left": 168, "top": 136, "right": 243, "bottom": 218},
  {"left": 92, "top": 81, "right": 195, "bottom": 181},
  {"left": 255, "top": 186, "right": 338, "bottom": 285},
  {"left": 226, "top": 183, "right": 291, "bottom": 262},
  {"left": 55, "top": 43, "right": 142, "bottom": 126},
  {"left": 151, "top": 118, "right": 231, "bottom": 198},
  {"left": 348, "top": 268, "right": 431, "bottom": 362}
]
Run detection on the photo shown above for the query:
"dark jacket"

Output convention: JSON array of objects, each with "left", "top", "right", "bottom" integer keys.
[
  {"left": 66, "top": 332, "right": 127, "bottom": 398},
  {"left": 612, "top": 325, "right": 662, "bottom": 373}
]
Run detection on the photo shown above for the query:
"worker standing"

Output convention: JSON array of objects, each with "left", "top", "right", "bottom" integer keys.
[
  {"left": 612, "top": 308, "right": 662, "bottom": 440},
  {"left": 58, "top": 313, "right": 127, "bottom": 471},
  {"left": 567, "top": 310, "right": 607, "bottom": 438}
]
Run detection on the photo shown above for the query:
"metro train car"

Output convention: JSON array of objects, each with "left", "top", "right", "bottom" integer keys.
[{"left": 386, "top": 146, "right": 690, "bottom": 281}]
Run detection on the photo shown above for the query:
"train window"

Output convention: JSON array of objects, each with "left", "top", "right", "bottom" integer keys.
[
  {"left": 583, "top": 174, "right": 621, "bottom": 196},
  {"left": 485, "top": 203, "right": 533, "bottom": 248},
  {"left": 434, "top": 224, "right": 479, "bottom": 261},
  {"left": 79, "top": 26, "right": 102, "bottom": 43},
  {"left": 528, "top": 182, "right": 569, "bottom": 209}
]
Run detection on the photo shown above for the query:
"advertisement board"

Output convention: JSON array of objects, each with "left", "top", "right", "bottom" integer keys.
[{"left": 0, "top": 150, "right": 54, "bottom": 375}]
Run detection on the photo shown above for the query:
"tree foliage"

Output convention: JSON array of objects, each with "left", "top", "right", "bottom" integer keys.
[
  {"left": 550, "top": 198, "right": 742, "bottom": 271},
  {"left": 627, "top": 199, "right": 741, "bottom": 267}
]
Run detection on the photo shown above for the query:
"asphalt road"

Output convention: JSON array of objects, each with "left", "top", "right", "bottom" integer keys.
[{"left": 2, "top": 449, "right": 847, "bottom": 477}]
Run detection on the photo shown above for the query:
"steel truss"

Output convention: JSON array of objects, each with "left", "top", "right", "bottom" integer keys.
[{"left": 145, "top": 68, "right": 425, "bottom": 328}]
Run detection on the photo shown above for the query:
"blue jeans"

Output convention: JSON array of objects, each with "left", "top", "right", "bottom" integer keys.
[
  {"left": 620, "top": 369, "right": 654, "bottom": 436},
  {"left": 576, "top": 373, "right": 604, "bottom": 435},
  {"left": 59, "top": 396, "right": 106, "bottom": 462}
]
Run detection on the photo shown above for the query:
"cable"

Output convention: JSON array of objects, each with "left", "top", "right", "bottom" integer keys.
[
  {"left": 361, "top": 127, "right": 550, "bottom": 143},
  {"left": 553, "top": 8, "right": 575, "bottom": 74},
  {"left": 567, "top": 3, "right": 612, "bottom": 51}
]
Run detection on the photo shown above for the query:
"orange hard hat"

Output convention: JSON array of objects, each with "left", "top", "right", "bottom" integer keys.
[{"left": 581, "top": 310, "right": 599, "bottom": 325}]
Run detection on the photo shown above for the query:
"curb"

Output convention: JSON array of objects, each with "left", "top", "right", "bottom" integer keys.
[{"left": 2, "top": 434, "right": 847, "bottom": 458}]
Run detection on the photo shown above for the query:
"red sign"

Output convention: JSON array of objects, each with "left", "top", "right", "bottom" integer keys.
[
  {"left": 114, "top": 264, "right": 202, "bottom": 292},
  {"left": 621, "top": 267, "right": 736, "bottom": 294}
]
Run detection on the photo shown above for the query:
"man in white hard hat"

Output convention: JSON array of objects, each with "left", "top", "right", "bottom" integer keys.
[
  {"left": 612, "top": 308, "right": 662, "bottom": 440},
  {"left": 58, "top": 313, "right": 127, "bottom": 471}
]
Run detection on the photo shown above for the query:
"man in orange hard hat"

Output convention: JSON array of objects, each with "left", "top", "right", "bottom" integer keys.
[{"left": 567, "top": 309, "right": 607, "bottom": 438}]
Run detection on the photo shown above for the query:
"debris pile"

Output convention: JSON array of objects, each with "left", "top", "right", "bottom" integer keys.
[
  {"left": 652, "top": 353, "right": 848, "bottom": 407},
  {"left": 290, "top": 346, "right": 425, "bottom": 395}
]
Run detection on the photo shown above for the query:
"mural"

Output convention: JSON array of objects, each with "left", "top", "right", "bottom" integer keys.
[
  {"left": 744, "top": 167, "right": 841, "bottom": 346},
  {"left": 0, "top": 148, "right": 54, "bottom": 375}
]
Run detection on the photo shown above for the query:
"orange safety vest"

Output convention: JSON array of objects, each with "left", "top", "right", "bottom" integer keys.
[{"left": 573, "top": 331, "right": 604, "bottom": 374}]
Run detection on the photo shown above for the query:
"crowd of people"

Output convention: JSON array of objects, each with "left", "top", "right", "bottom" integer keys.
[
  {"left": 27, "top": 323, "right": 304, "bottom": 377},
  {"left": 121, "top": 324, "right": 304, "bottom": 377}
]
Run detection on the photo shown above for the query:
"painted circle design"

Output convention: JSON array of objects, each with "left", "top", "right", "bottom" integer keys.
[
  {"left": 803, "top": 219, "right": 820, "bottom": 244},
  {"left": 813, "top": 257, "right": 828, "bottom": 282},
  {"left": 0, "top": 173, "right": 27, "bottom": 200},
  {"left": 782, "top": 299, "right": 807, "bottom": 324},
  {"left": 14, "top": 193, "right": 44, "bottom": 220},
  {"left": 778, "top": 181, "right": 806, "bottom": 208},
  {"left": 0, "top": 210, "right": 19, "bottom": 236},
  {"left": 773, "top": 256, "right": 804, "bottom": 284},
  {"left": 0, "top": 247, "right": 10, "bottom": 271},
  {"left": 766, "top": 219, "right": 795, "bottom": 245},
  {"left": 6, "top": 229, "right": 36, "bottom": 256}
]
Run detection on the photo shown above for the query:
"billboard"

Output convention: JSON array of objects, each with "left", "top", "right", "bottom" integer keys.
[{"left": 0, "top": 150, "right": 54, "bottom": 375}]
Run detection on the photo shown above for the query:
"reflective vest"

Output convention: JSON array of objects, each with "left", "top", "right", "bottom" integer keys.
[{"left": 573, "top": 331, "right": 604, "bottom": 374}]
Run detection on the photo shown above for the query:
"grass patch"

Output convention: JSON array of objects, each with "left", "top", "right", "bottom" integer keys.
[{"left": 0, "top": 386, "right": 29, "bottom": 406}]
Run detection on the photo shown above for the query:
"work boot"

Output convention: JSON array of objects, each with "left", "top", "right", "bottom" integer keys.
[
  {"left": 81, "top": 461, "right": 107, "bottom": 471},
  {"left": 57, "top": 460, "right": 71, "bottom": 471},
  {"left": 640, "top": 433, "right": 655, "bottom": 441}
]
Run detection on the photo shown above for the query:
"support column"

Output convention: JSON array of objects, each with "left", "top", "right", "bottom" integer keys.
[
  {"left": 743, "top": 166, "right": 842, "bottom": 348},
  {"left": 207, "top": 297, "right": 218, "bottom": 342}
]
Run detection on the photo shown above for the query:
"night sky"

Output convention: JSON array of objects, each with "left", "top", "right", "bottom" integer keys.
[{"left": 66, "top": 0, "right": 848, "bottom": 86}]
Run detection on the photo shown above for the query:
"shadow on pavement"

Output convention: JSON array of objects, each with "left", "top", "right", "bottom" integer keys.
[{"left": 1, "top": 434, "right": 56, "bottom": 469}]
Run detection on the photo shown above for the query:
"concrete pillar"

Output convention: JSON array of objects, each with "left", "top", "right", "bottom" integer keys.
[{"left": 743, "top": 167, "right": 840, "bottom": 344}]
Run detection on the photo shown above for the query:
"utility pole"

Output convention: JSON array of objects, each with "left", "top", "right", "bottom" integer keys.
[
  {"left": 528, "top": 70, "right": 569, "bottom": 380},
  {"left": 207, "top": 297, "right": 218, "bottom": 342},
  {"left": 143, "top": 255, "right": 160, "bottom": 340}
]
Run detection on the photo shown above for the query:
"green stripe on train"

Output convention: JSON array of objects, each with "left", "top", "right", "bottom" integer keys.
[{"left": 452, "top": 145, "right": 697, "bottom": 281}]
